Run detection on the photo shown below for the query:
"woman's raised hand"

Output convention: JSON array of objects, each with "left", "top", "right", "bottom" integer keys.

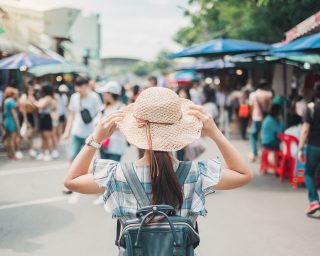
[
  {"left": 187, "top": 105, "right": 220, "bottom": 138},
  {"left": 92, "top": 111, "right": 125, "bottom": 143}
]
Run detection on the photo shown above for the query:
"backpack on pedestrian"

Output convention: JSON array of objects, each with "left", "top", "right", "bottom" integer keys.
[{"left": 116, "top": 162, "right": 200, "bottom": 256}]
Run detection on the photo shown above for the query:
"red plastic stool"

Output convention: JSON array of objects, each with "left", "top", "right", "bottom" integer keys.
[
  {"left": 260, "top": 148, "right": 281, "bottom": 175},
  {"left": 277, "top": 134, "right": 299, "bottom": 182}
]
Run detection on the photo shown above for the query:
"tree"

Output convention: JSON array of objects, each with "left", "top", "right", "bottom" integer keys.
[
  {"left": 132, "top": 61, "right": 153, "bottom": 77},
  {"left": 131, "top": 50, "right": 175, "bottom": 77},
  {"left": 175, "top": 0, "right": 319, "bottom": 47}
]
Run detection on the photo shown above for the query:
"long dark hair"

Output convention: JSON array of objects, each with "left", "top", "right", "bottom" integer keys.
[{"left": 149, "top": 150, "right": 183, "bottom": 208}]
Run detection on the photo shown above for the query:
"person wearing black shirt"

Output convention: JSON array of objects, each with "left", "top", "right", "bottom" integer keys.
[{"left": 299, "top": 82, "right": 320, "bottom": 216}]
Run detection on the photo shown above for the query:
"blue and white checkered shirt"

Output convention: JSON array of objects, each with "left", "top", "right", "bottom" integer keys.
[{"left": 93, "top": 159, "right": 221, "bottom": 224}]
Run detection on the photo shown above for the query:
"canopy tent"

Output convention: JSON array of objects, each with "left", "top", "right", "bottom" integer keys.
[
  {"left": 168, "top": 70, "right": 199, "bottom": 86},
  {"left": 28, "top": 63, "right": 92, "bottom": 77},
  {"left": 168, "top": 38, "right": 270, "bottom": 58},
  {"left": 177, "top": 59, "right": 235, "bottom": 70},
  {"left": 0, "top": 52, "right": 62, "bottom": 69},
  {"left": 272, "top": 32, "right": 320, "bottom": 52},
  {"left": 229, "top": 51, "right": 320, "bottom": 68}
]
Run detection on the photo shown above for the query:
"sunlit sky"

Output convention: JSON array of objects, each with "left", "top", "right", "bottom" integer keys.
[{"left": 4, "top": 0, "right": 188, "bottom": 60}]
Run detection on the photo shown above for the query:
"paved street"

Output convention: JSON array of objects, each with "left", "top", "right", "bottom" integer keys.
[{"left": 0, "top": 138, "right": 319, "bottom": 256}]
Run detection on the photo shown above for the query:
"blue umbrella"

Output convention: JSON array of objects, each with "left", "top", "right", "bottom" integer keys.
[
  {"left": 272, "top": 32, "right": 320, "bottom": 52},
  {"left": 178, "top": 59, "right": 235, "bottom": 70},
  {"left": 0, "top": 52, "right": 62, "bottom": 69},
  {"left": 168, "top": 38, "right": 270, "bottom": 58}
]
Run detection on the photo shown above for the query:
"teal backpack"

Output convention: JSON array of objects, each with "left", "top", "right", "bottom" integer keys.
[{"left": 116, "top": 162, "right": 200, "bottom": 256}]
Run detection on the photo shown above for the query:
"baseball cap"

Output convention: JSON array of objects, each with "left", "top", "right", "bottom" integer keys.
[{"left": 96, "top": 81, "right": 122, "bottom": 95}]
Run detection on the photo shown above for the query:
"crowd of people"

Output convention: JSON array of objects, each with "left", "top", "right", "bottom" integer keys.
[
  {"left": 1, "top": 74, "right": 319, "bottom": 214},
  {"left": 0, "top": 83, "right": 69, "bottom": 160}
]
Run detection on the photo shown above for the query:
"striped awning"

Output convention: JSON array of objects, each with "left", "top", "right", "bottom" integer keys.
[{"left": 285, "top": 11, "right": 320, "bottom": 43}]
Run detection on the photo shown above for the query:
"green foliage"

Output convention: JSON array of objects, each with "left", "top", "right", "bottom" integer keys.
[
  {"left": 132, "top": 62, "right": 153, "bottom": 77},
  {"left": 132, "top": 50, "right": 174, "bottom": 77},
  {"left": 175, "top": 0, "right": 319, "bottom": 47}
]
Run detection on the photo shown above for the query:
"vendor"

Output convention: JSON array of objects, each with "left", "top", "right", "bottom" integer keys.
[{"left": 261, "top": 103, "right": 284, "bottom": 150}]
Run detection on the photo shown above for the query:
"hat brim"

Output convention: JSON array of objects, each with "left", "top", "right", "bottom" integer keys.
[{"left": 118, "top": 99, "right": 203, "bottom": 152}]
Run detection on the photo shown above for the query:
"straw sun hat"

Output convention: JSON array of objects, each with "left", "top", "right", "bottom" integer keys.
[{"left": 118, "top": 87, "right": 203, "bottom": 152}]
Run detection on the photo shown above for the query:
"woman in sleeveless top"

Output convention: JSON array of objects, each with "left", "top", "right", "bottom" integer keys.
[
  {"left": 2, "top": 87, "right": 20, "bottom": 160},
  {"left": 32, "top": 84, "right": 56, "bottom": 161},
  {"left": 64, "top": 87, "right": 252, "bottom": 250},
  {"left": 19, "top": 85, "right": 38, "bottom": 157}
]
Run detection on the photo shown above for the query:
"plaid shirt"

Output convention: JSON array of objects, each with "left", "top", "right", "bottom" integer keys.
[{"left": 93, "top": 159, "right": 221, "bottom": 224}]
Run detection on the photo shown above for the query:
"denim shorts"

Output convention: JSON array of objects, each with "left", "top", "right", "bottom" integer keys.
[{"left": 69, "top": 135, "right": 86, "bottom": 161}]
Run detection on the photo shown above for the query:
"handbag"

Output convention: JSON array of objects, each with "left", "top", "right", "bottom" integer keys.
[
  {"left": 117, "top": 162, "right": 200, "bottom": 256},
  {"left": 20, "top": 122, "right": 32, "bottom": 140},
  {"left": 79, "top": 98, "right": 93, "bottom": 124}
]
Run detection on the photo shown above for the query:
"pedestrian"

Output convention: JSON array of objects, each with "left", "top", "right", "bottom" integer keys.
[
  {"left": 62, "top": 76, "right": 102, "bottom": 193},
  {"left": 64, "top": 87, "right": 252, "bottom": 254},
  {"left": 51, "top": 84, "right": 69, "bottom": 159},
  {"left": 96, "top": 81, "right": 127, "bottom": 161},
  {"left": 261, "top": 104, "right": 283, "bottom": 150},
  {"left": 132, "top": 84, "right": 141, "bottom": 102},
  {"left": 55, "top": 84, "right": 69, "bottom": 138},
  {"left": 2, "top": 87, "right": 21, "bottom": 160},
  {"left": 189, "top": 81, "right": 205, "bottom": 105},
  {"left": 147, "top": 76, "right": 158, "bottom": 88},
  {"left": 249, "top": 79, "right": 273, "bottom": 162},
  {"left": 176, "top": 87, "right": 191, "bottom": 161},
  {"left": 238, "top": 90, "right": 251, "bottom": 140},
  {"left": 298, "top": 82, "right": 320, "bottom": 215},
  {"left": 32, "top": 84, "right": 56, "bottom": 161},
  {"left": 216, "top": 89, "right": 230, "bottom": 137},
  {"left": 202, "top": 87, "right": 219, "bottom": 122},
  {"left": 93, "top": 81, "right": 128, "bottom": 205},
  {"left": 19, "top": 85, "right": 37, "bottom": 157}
]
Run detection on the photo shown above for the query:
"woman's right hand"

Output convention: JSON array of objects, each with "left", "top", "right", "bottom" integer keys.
[
  {"left": 187, "top": 105, "right": 220, "bottom": 138},
  {"left": 92, "top": 111, "right": 125, "bottom": 143}
]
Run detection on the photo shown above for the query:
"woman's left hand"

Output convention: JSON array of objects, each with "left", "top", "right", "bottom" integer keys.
[{"left": 92, "top": 111, "right": 125, "bottom": 143}]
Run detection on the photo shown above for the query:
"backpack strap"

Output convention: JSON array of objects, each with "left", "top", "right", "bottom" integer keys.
[
  {"left": 116, "top": 163, "right": 150, "bottom": 246},
  {"left": 121, "top": 163, "right": 150, "bottom": 208},
  {"left": 175, "top": 161, "right": 192, "bottom": 186},
  {"left": 176, "top": 161, "right": 200, "bottom": 249}
]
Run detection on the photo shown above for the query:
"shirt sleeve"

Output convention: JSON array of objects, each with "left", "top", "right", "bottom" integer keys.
[
  {"left": 189, "top": 159, "right": 222, "bottom": 217},
  {"left": 8, "top": 100, "right": 17, "bottom": 109},
  {"left": 68, "top": 94, "right": 77, "bottom": 112},
  {"left": 92, "top": 159, "right": 118, "bottom": 188},
  {"left": 93, "top": 94, "right": 103, "bottom": 115},
  {"left": 92, "top": 159, "right": 123, "bottom": 216},
  {"left": 303, "top": 107, "right": 312, "bottom": 124},
  {"left": 198, "top": 159, "right": 222, "bottom": 195}
]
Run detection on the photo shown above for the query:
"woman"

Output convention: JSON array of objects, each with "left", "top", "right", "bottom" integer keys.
[
  {"left": 19, "top": 85, "right": 38, "bottom": 157},
  {"left": 64, "top": 87, "right": 252, "bottom": 251},
  {"left": 93, "top": 81, "right": 128, "bottom": 205},
  {"left": 238, "top": 90, "right": 251, "bottom": 140},
  {"left": 176, "top": 87, "right": 191, "bottom": 161},
  {"left": 32, "top": 84, "right": 56, "bottom": 161},
  {"left": 261, "top": 103, "right": 284, "bottom": 150},
  {"left": 2, "top": 87, "right": 21, "bottom": 160},
  {"left": 299, "top": 83, "right": 320, "bottom": 215},
  {"left": 96, "top": 81, "right": 127, "bottom": 161},
  {"left": 51, "top": 85, "right": 69, "bottom": 159}
]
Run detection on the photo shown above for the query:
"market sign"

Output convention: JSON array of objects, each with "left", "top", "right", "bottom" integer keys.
[{"left": 285, "top": 11, "right": 320, "bottom": 43}]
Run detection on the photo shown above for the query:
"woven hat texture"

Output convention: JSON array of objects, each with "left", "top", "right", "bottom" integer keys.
[{"left": 118, "top": 87, "right": 202, "bottom": 151}]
